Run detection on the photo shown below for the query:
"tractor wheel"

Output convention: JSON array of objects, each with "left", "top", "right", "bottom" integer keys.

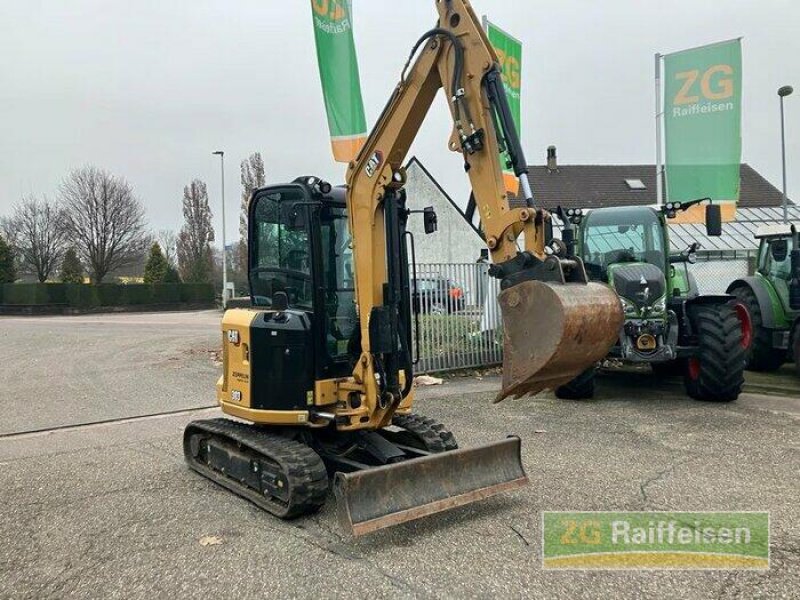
[
  {"left": 731, "top": 286, "right": 786, "bottom": 371},
  {"left": 684, "top": 304, "right": 745, "bottom": 402},
  {"left": 651, "top": 359, "right": 686, "bottom": 377},
  {"left": 555, "top": 367, "right": 596, "bottom": 400}
]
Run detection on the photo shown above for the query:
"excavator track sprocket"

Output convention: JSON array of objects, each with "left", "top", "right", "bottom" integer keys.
[
  {"left": 184, "top": 418, "right": 328, "bottom": 519},
  {"left": 390, "top": 413, "right": 459, "bottom": 451}
]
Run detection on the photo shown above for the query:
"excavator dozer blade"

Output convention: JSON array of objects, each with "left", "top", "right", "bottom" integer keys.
[
  {"left": 496, "top": 280, "right": 623, "bottom": 402},
  {"left": 334, "top": 437, "right": 528, "bottom": 537}
]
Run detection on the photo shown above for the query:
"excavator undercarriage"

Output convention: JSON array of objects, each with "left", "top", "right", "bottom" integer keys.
[{"left": 185, "top": 416, "right": 527, "bottom": 535}]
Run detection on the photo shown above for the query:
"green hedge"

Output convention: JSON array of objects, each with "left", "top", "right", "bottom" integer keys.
[{"left": 0, "top": 283, "right": 214, "bottom": 308}]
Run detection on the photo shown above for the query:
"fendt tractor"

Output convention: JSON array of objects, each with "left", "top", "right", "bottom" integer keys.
[
  {"left": 554, "top": 199, "right": 748, "bottom": 401},
  {"left": 183, "top": 0, "right": 623, "bottom": 536},
  {"left": 728, "top": 224, "right": 800, "bottom": 375}
]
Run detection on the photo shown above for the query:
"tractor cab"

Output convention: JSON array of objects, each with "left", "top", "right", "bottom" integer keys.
[{"left": 754, "top": 224, "right": 800, "bottom": 312}]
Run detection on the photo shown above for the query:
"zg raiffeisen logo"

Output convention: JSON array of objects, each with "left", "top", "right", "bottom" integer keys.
[
  {"left": 311, "top": 0, "right": 347, "bottom": 22},
  {"left": 672, "top": 64, "right": 735, "bottom": 118},
  {"left": 494, "top": 48, "right": 521, "bottom": 96},
  {"left": 542, "top": 512, "right": 769, "bottom": 569}
]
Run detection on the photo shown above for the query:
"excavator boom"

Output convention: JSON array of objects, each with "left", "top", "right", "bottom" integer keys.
[
  {"left": 344, "top": 0, "right": 622, "bottom": 412},
  {"left": 332, "top": 0, "right": 621, "bottom": 532}
]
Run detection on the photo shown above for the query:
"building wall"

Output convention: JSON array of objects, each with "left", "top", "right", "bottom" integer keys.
[{"left": 404, "top": 160, "right": 485, "bottom": 264}]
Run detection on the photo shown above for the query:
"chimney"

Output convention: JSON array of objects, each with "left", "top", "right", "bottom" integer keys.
[{"left": 546, "top": 146, "right": 558, "bottom": 172}]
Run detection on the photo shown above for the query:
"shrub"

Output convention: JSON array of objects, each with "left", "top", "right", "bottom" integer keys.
[
  {"left": 143, "top": 243, "right": 169, "bottom": 284},
  {"left": 60, "top": 248, "right": 84, "bottom": 284},
  {"left": 0, "top": 234, "right": 16, "bottom": 283},
  {"left": 1, "top": 282, "right": 214, "bottom": 308}
]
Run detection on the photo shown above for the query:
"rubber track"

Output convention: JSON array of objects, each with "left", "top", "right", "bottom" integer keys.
[
  {"left": 392, "top": 414, "right": 458, "bottom": 451},
  {"left": 731, "top": 286, "right": 786, "bottom": 371},
  {"left": 184, "top": 418, "right": 328, "bottom": 519},
  {"left": 685, "top": 305, "right": 745, "bottom": 402}
]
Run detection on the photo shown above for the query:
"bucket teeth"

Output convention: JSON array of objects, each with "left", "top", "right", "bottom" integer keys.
[
  {"left": 334, "top": 437, "right": 528, "bottom": 536},
  {"left": 496, "top": 280, "right": 623, "bottom": 402}
]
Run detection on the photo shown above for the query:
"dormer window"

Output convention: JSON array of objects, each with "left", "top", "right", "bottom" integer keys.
[{"left": 625, "top": 179, "right": 646, "bottom": 190}]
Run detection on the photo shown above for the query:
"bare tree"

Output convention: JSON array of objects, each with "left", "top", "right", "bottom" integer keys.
[
  {"left": 0, "top": 216, "right": 18, "bottom": 248},
  {"left": 239, "top": 152, "right": 265, "bottom": 271},
  {"left": 7, "top": 196, "right": 69, "bottom": 282},
  {"left": 60, "top": 166, "right": 148, "bottom": 284},
  {"left": 177, "top": 179, "right": 214, "bottom": 283},
  {"left": 156, "top": 229, "right": 179, "bottom": 267}
]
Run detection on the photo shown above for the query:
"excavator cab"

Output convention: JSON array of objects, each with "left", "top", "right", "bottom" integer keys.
[{"left": 248, "top": 180, "right": 365, "bottom": 382}]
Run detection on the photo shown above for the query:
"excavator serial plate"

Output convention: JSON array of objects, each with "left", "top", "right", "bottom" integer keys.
[
  {"left": 497, "top": 280, "right": 623, "bottom": 401},
  {"left": 334, "top": 436, "right": 528, "bottom": 537}
]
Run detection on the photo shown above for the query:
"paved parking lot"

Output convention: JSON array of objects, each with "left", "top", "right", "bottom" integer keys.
[{"left": 1, "top": 312, "right": 799, "bottom": 599}]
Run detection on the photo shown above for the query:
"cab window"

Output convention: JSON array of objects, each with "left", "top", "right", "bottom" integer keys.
[
  {"left": 250, "top": 189, "right": 313, "bottom": 309},
  {"left": 765, "top": 238, "right": 793, "bottom": 281}
]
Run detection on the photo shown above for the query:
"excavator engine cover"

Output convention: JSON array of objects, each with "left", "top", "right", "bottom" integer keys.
[
  {"left": 334, "top": 436, "right": 528, "bottom": 536},
  {"left": 497, "top": 280, "right": 623, "bottom": 401}
]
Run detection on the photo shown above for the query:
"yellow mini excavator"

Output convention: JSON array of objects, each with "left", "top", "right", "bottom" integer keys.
[{"left": 184, "top": 0, "right": 622, "bottom": 536}]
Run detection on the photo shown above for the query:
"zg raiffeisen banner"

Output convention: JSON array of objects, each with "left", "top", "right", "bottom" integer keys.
[
  {"left": 310, "top": 0, "right": 367, "bottom": 162},
  {"left": 664, "top": 38, "right": 742, "bottom": 222},
  {"left": 484, "top": 18, "right": 522, "bottom": 195}
]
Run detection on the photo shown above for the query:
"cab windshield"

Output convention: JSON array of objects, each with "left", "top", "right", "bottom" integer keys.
[
  {"left": 250, "top": 188, "right": 313, "bottom": 309},
  {"left": 249, "top": 187, "right": 358, "bottom": 360},
  {"left": 580, "top": 207, "right": 666, "bottom": 278}
]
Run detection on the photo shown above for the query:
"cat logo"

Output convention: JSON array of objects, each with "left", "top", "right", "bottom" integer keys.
[{"left": 365, "top": 151, "right": 383, "bottom": 178}]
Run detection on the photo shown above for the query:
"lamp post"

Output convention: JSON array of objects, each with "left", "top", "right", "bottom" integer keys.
[
  {"left": 778, "top": 85, "right": 793, "bottom": 223},
  {"left": 212, "top": 150, "right": 227, "bottom": 306}
]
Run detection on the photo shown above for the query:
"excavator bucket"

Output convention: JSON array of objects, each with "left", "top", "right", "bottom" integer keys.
[
  {"left": 496, "top": 280, "right": 623, "bottom": 402},
  {"left": 334, "top": 437, "right": 528, "bottom": 536}
]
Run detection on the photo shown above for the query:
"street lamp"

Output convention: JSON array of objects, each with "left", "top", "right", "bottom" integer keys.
[
  {"left": 778, "top": 85, "right": 793, "bottom": 223},
  {"left": 212, "top": 150, "right": 227, "bottom": 306}
]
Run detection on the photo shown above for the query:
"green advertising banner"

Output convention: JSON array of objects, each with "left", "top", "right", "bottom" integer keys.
[
  {"left": 664, "top": 39, "right": 742, "bottom": 211},
  {"left": 484, "top": 18, "right": 522, "bottom": 194},
  {"left": 310, "top": 0, "right": 367, "bottom": 162}
]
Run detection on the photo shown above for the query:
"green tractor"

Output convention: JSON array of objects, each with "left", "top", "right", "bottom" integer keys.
[
  {"left": 555, "top": 199, "right": 747, "bottom": 401},
  {"left": 727, "top": 224, "right": 800, "bottom": 374}
]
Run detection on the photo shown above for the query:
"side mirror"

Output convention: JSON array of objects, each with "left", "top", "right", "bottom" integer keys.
[
  {"left": 705, "top": 204, "right": 722, "bottom": 236},
  {"left": 771, "top": 239, "right": 789, "bottom": 262},
  {"left": 423, "top": 206, "right": 438, "bottom": 234}
]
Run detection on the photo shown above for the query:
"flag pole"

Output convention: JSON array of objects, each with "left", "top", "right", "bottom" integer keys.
[{"left": 655, "top": 52, "right": 664, "bottom": 207}]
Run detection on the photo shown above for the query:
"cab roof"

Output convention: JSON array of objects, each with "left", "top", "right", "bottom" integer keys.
[{"left": 755, "top": 223, "right": 796, "bottom": 239}]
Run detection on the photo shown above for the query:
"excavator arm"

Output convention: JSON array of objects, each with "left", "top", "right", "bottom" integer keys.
[{"left": 342, "top": 0, "right": 622, "bottom": 429}]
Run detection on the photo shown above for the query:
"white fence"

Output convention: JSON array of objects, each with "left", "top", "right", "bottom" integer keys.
[
  {"left": 689, "top": 250, "right": 756, "bottom": 294},
  {"left": 410, "top": 263, "right": 503, "bottom": 373}
]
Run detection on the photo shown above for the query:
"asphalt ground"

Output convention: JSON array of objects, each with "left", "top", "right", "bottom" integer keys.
[{"left": 1, "top": 312, "right": 799, "bottom": 599}]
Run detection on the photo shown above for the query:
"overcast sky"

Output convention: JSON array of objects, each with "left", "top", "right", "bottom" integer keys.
[{"left": 1, "top": 1, "right": 797, "bottom": 243}]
